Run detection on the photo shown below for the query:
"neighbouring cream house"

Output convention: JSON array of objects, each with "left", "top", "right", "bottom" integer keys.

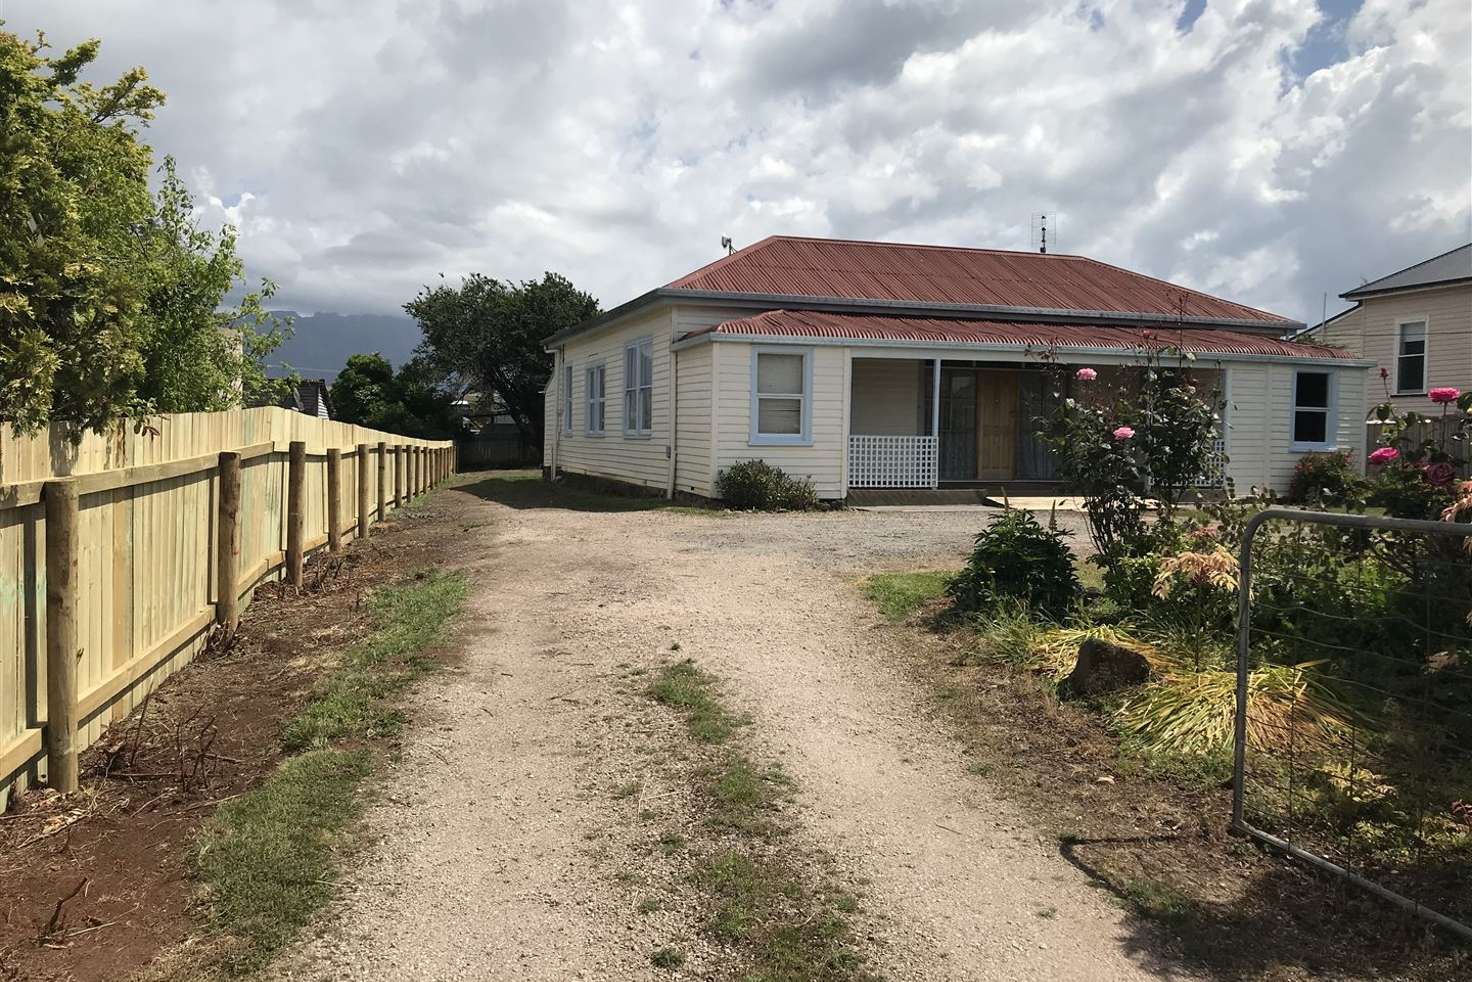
[
  {"left": 543, "top": 235, "right": 1371, "bottom": 502},
  {"left": 1303, "top": 243, "right": 1471, "bottom": 417}
]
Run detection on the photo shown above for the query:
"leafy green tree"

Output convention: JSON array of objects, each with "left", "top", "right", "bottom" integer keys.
[
  {"left": 0, "top": 31, "right": 287, "bottom": 434},
  {"left": 405, "top": 272, "right": 599, "bottom": 449},
  {"left": 330, "top": 352, "right": 458, "bottom": 439}
]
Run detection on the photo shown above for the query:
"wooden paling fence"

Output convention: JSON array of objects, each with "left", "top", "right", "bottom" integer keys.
[{"left": 0, "top": 408, "right": 457, "bottom": 804}]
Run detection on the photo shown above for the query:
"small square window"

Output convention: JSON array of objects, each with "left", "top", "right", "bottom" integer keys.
[{"left": 1291, "top": 370, "right": 1334, "bottom": 449}]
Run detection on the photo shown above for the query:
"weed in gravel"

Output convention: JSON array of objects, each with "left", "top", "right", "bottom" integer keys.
[
  {"left": 650, "top": 946, "right": 686, "bottom": 969},
  {"left": 648, "top": 657, "right": 872, "bottom": 981},
  {"left": 649, "top": 659, "right": 739, "bottom": 744}
]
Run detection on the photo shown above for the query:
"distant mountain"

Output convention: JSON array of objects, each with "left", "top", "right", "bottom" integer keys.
[{"left": 263, "top": 311, "right": 423, "bottom": 381}]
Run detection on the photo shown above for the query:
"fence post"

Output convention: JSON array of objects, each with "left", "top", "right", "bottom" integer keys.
[
  {"left": 327, "top": 448, "right": 343, "bottom": 553},
  {"left": 394, "top": 444, "right": 405, "bottom": 507},
  {"left": 286, "top": 440, "right": 306, "bottom": 588},
  {"left": 411, "top": 446, "right": 420, "bottom": 498},
  {"left": 356, "top": 443, "right": 370, "bottom": 538},
  {"left": 376, "top": 441, "right": 387, "bottom": 521},
  {"left": 216, "top": 452, "right": 242, "bottom": 638},
  {"left": 43, "top": 479, "right": 80, "bottom": 794}
]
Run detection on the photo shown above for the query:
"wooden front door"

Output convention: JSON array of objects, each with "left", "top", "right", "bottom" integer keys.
[{"left": 975, "top": 371, "right": 1018, "bottom": 480}]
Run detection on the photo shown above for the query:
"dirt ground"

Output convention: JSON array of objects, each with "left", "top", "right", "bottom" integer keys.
[
  {"left": 5, "top": 473, "right": 1459, "bottom": 981},
  {"left": 273, "top": 476, "right": 1186, "bottom": 982},
  {"left": 0, "top": 494, "right": 477, "bottom": 982}
]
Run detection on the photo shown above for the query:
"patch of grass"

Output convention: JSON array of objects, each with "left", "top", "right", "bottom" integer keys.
[
  {"left": 189, "top": 567, "right": 468, "bottom": 974},
  {"left": 1119, "top": 877, "right": 1192, "bottom": 925},
  {"left": 650, "top": 946, "right": 686, "bottom": 969},
  {"left": 614, "top": 780, "right": 643, "bottom": 800},
  {"left": 194, "top": 749, "right": 373, "bottom": 972},
  {"left": 649, "top": 659, "right": 739, "bottom": 745},
  {"left": 1074, "top": 558, "right": 1106, "bottom": 594},
  {"left": 862, "top": 570, "right": 953, "bottom": 622},
  {"left": 658, "top": 831, "right": 687, "bottom": 854},
  {"left": 638, "top": 897, "right": 664, "bottom": 915},
  {"left": 647, "top": 658, "right": 870, "bottom": 981},
  {"left": 1115, "top": 737, "right": 1233, "bottom": 791},
  {"left": 282, "top": 570, "right": 467, "bottom": 750},
  {"left": 695, "top": 850, "right": 865, "bottom": 978},
  {"left": 708, "top": 756, "right": 792, "bottom": 834}
]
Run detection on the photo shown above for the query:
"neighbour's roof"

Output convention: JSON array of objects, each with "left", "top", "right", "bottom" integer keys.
[
  {"left": 1341, "top": 243, "right": 1472, "bottom": 300},
  {"left": 684, "top": 309, "right": 1356, "bottom": 360},
  {"left": 668, "top": 235, "right": 1292, "bottom": 326}
]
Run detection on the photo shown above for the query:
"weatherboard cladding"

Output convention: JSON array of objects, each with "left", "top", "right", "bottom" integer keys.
[
  {"left": 686, "top": 309, "right": 1354, "bottom": 360},
  {"left": 668, "top": 236, "right": 1291, "bottom": 325}
]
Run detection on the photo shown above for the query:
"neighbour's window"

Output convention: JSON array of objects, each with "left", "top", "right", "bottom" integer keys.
[
  {"left": 1395, "top": 320, "right": 1427, "bottom": 394},
  {"left": 585, "top": 364, "right": 605, "bottom": 434},
  {"left": 562, "top": 363, "right": 573, "bottom": 433},
  {"left": 623, "top": 338, "right": 653, "bottom": 435},
  {"left": 750, "top": 348, "right": 810, "bottom": 443},
  {"left": 1291, "top": 370, "right": 1332, "bottom": 448}
]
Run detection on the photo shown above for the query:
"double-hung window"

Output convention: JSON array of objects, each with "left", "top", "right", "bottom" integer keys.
[
  {"left": 750, "top": 348, "right": 811, "bottom": 444},
  {"left": 623, "top": 338, "right": 653, "bottom": 436},
  {"left": 1395, "top": 320, "right": 1427, "bottom": 394},
  {"left": 1291, "top": 369, "right": 1333, "bottom": 449},
  {"left": 585, "top": 363, "right": 606, "bottom": 435},
  {"left": 562, "top": 363, "right": 573, "bottom": 433}
]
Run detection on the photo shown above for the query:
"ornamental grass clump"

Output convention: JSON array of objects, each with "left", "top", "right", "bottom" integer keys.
[{"left": 1115, "top": 660, "right": 1350, "bottom": 756}]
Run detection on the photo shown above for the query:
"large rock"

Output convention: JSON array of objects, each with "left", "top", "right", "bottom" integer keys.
[{"left": 1058, "top": 637, "right": 1152, "bottom": 700}]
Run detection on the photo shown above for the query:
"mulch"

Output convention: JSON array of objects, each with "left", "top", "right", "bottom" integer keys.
[
  {"left": 0, "top": 490, "right": 479, "bottom": 982},
  {"left": 899, "top": 607, "right": 1469, "bottom": 982}
]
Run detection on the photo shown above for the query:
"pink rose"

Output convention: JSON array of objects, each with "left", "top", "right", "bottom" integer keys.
[
  {"left": 1422, "top": 462, "right": 1456, "bottom": 488},
  {"left": 1367, "top": 447, "right": 1400, "bottom": 466},
  {"left": 1112, "top": 426, "right": 1135, "bottom": 441},
  {"left": 1429, "top": 387, "right": 1461, "bottom": 404},
  {"left": 1075, "top": 367, "right": 1098, "bottom": 381}
]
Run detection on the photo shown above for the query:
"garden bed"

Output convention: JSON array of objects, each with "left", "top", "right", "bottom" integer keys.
[
  {"left": 865, "top": 566, "right": 1468, "bottom": 981},
  {"left": 0, "top": 487, "right": 480, "bottom": 982}
]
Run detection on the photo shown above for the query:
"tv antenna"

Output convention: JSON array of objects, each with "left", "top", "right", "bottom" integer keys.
[{"left": 720, "top": 235, "right": 735, "bottom": 256}]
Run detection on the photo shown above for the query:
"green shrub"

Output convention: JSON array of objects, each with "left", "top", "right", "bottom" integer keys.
[
  {"left": 716, "top": 459, "right": 819, "bottom": 511},
  {"left": 948, "top": 509, "right": 1079, "bottom": 620},
  {"left": 1287, "top": 450, "right": 1364, "bottom": 505}
]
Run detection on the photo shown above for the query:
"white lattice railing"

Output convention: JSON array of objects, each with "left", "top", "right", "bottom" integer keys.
[
  {"left": 1193, "top": 437, "right": 1228, "bottom": 489},
  {"left": 848, "top": 434, "right": 938, "bottom": 489}
]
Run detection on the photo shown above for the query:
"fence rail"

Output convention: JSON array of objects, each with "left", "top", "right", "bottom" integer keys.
[{"left": 0, "top": 408, "right": 456, "bottom": 804}]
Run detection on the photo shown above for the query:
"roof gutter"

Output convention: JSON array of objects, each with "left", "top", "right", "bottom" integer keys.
[
  {"left": 670, "top": 331, "right": 1373, "bottom": 369},
  {"left": 1340, "top": 276, "right": 1472, "bottom": 301},
  {"left": 545, "top": 288, "right": 1304, "bottom": 348}
]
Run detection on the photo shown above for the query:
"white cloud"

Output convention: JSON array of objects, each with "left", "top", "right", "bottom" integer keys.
[{"left": 8, "top": 0, "right": 1469, "bottom": 321}]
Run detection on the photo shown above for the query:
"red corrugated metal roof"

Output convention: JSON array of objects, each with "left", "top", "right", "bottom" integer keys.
[
  {"left": 688, "top": 309, "right": 1354, "bottom": 359},
  {"left": 669, "top": 235, "right": 1292, "bottom": 324}
]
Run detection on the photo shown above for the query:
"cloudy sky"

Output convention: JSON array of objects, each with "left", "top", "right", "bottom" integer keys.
[{"left": 7, "top": 0, "right": 1470, "bottom": 324}]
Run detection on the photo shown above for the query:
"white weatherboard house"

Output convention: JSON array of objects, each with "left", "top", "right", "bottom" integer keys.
[{"left": 543, "top": 236, "right": 1370, "bottom": 502}]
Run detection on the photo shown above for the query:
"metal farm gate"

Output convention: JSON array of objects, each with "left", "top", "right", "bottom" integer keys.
[{"left": 1233, "top": 508, "right": 1472, "bottom": 941}]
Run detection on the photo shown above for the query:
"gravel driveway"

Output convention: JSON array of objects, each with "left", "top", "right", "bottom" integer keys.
[{"left": 275, "top": 483, "right": 1170, "bottom": 981}]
